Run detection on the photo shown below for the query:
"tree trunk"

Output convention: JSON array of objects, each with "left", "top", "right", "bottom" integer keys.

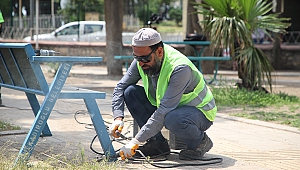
[
  {"left": 184, "top": 0, "right": 195, "bottom": 56},
  {"left": 190, "top": 0, "right": 203, "bottom": 33},
  {"left": 192, "top": 0, "right": 212, "bottom": 74},
  {"left": 184, "top": 0, "right": 202, "bottom": 56},
  {"left": 184, "top": 0, "right": 213, "bottom": 74},
  {"left": 105, "top": 0, "right": 124, "bottom": 75}
]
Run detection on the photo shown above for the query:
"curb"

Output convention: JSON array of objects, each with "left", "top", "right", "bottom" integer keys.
[{"left": 0, "top": 130, "right": 28, "bottom": 136}]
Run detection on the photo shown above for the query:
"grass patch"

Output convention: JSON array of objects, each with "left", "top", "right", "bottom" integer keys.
[
  {"left": 211, "top": 86, "right": 300, "bottom": 129},
  {"left": 212, "top": 86, "right": 299, "bottom": 107},
  {"left": 0, "top": 120, "right": 21, "bottom": 131},
  {"left": 0, "top": 141, "right": 124, "bottom": 170},
  {"left": 154, "top": 20, "right": 183, "bottom": 33},
  {"left": 231, "top": 112, "right": 300, "bottom": 128}
]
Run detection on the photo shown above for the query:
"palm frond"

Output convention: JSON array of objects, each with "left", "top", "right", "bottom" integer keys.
[
  {"left": 237, "top": 46, "right": 273, "bottom": 91},
  {"left": 194, "top": 0, "right": 290, "bottom": 91}
]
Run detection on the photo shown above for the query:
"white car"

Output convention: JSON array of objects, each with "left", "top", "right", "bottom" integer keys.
[{"left": 23, "top": 21, "right": 135, "bottom": 43}]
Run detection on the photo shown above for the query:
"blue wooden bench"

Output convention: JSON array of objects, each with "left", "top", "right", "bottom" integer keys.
[
  {"left": 114, "top": 55, "right": 132, "bottom": 70},
  {"left": 114, "top": 55, "right": 231, "bottom": 84},
  {"left": 0, "top": 43, "right": 116, "bottom": 164},
  {"left": 164, "top": 41, "right": 232, "bottom": 84},
  {"left": 186, "top": 56, "right": 231, "bottom": 84}
]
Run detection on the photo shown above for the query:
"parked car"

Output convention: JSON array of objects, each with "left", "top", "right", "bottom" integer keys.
[{"left": 23, "top": 21, "right": 135, "bottom": 43}]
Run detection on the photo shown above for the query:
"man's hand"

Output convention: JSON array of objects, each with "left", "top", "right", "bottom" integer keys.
[
  {"left": 109, "top": 119, "right": 124, "bottom": 138},
  {"left": 119, "top": 138, "right": 140, "bottom": 160}
]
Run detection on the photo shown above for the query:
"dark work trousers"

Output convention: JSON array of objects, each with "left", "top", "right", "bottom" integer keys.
[{"left": 124, "top": 84, "right": 213, "bottom": 150}]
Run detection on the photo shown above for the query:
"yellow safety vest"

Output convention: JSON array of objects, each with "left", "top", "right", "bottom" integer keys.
[
  {"left": 137, "top": 44, "right": 217, "bottom": 121},
  {"left": 0, "top": 12, "right": 4, "bottom": 23}
]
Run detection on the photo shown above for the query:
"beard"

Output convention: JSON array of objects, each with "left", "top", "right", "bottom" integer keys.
[{"left": 142, "top": 55, "right": 162, "bottom": 76}]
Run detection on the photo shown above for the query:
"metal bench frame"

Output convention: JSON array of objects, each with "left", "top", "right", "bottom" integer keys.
[{"left": 0, "top": 43, "right": 116, "bottom": 164}]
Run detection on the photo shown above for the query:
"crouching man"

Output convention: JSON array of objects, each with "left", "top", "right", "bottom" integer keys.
[{"left": 109, "top": 28, "right": 217, "bottom": 160}]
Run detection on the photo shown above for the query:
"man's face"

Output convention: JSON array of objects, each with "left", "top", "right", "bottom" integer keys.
[{"left": 132, "top": 46, "right": 163, "bottom": 76}]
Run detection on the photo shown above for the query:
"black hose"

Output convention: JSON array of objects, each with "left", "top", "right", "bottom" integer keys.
[{"left": 75, "top": 110, "right": 223, "bottom": 168}]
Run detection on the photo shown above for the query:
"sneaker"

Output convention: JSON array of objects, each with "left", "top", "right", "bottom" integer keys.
[
  {"left": 179, "top": 132, "right": 213, "bottom": 160},
  {"left": 135, "top": 138, "right": 171, "bottom": 158}
]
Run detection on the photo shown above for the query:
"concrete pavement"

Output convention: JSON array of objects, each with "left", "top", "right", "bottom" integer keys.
[{"left": 0, "top": 64, "right": 299, "bottom": 169}]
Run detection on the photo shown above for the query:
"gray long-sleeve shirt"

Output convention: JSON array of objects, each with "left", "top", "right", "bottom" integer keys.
[{"left": 112, "top": 59, "right": 212, "bottom": 142}]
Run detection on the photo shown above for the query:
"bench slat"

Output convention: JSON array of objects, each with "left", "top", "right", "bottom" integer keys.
[
  {"left": 114, "top": 56, "right": 132, "bottom": 60},
  {"left": 0, "top": 84, "right": 45, "bottom": 95},
  {"left": 59, "top": 92, "right": 106, "bottom": 99},
  {"left": 0, "top": 49, "right": 45, "bottom": 93},
  {"left": 59, "top": 86, "right": 106, "bottom": 99}
]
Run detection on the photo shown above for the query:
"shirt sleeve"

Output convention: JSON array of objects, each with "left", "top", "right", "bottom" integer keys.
[
  {"left": 112, "top": 60, "right": 141, "bottom": 119},
  {"left": 135, "top": 65, "right": 195, "bottom": 142}
]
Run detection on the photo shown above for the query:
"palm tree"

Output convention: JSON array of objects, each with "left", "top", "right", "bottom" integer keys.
[{"left": 194, "top": 0, "right": 290, "bottom": 92}]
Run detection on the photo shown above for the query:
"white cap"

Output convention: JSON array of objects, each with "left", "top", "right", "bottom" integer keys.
[{"left": 132, "top": 28, "right": 162, "bottom": 47}]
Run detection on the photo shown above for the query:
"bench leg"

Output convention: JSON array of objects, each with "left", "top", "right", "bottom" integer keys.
[
  {"left": 83, "top": 98, "right": 116, "bottom": 158},
  {"left": 15, "top": 95, "right": 59, "bottom": 165},
  {"left": 209, "top": 61, "right": 219, "bottom": 84},
  {"left": 14, "top": 62, "right": 73, "bottom": 165},
  {"left": 25, "top": 93, "right": 52, "bottom": 136},
  {"left": 125, "top": 61, "right": 129, "bottom": 71}
]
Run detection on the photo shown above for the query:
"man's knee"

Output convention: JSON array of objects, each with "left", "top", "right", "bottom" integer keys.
[
  {"left": 124, "top": 84, "right": 134, "bottom": 94},
  {"left": 165, "top": 112, "right": 184, "bottom": 131},
  {"left": 124, "top": 85, "right": 142, "bottom": 98}
]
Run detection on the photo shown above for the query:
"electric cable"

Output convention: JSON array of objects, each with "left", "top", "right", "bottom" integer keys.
[
  {"left": 74, "top": 110, "right": 94, "bottom": 129},
  {"left": 74, "top": 110, "right": 223, "bottom": 168}
]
